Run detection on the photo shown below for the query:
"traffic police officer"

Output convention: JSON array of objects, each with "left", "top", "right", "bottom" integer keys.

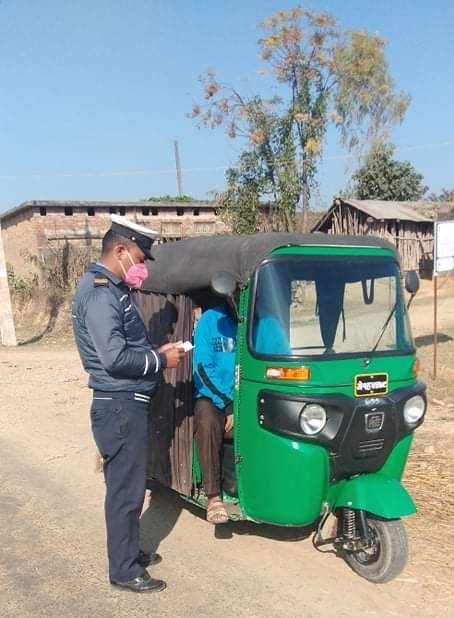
[{"left": 72, "top": 215, "right": 184, "bottom": 593}]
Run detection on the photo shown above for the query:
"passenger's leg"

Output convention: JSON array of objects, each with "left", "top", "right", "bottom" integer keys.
[
  {"left": 193, "top": 398, "right": 225, "bottom": 498},
  {"left": 194, "top": 398, "right": 229, "bottom": 524}
]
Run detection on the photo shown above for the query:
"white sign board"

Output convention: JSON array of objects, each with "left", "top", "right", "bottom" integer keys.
[{"left": 434, "top": 220, "right": 454, "bottom": 273}]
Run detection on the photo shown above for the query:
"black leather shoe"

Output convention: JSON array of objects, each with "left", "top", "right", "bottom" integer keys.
[
  {"left": 137, "top": 550, "right": 162, "bottom": 568},
  {"left": 110, "top": 571, "right": 166, "bottom": 593}
]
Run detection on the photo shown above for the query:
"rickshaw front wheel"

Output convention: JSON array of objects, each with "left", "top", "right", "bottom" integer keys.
[{"left": 343, "top": 517, "right": 408, "bottom": 583}]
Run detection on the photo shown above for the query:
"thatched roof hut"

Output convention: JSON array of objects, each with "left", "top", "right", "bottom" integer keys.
[{"left": 312, "top": 198, "right": 454, "bottom": 275}]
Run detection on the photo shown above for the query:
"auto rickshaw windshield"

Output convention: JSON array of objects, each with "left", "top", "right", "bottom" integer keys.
[{"left": 250, "top": 255, "right": 414, "bottom": 358}]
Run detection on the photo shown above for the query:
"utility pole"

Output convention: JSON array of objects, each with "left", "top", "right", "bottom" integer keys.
[{"left": 174, "top": 140, "right": 184, "bottom": 198}]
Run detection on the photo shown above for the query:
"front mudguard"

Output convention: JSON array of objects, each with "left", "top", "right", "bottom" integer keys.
[{"left": 333, "top": 473, "right": 416, "bottom": 519}]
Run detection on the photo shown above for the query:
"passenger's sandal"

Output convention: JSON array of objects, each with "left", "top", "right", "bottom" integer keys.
[{"left": 207, "top": 498, "right": 229, "bottom": 524}]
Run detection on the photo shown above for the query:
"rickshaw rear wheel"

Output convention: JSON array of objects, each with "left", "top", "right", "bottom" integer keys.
[{"left": 343, "top": 517, "right": 408, "bottom": 583}]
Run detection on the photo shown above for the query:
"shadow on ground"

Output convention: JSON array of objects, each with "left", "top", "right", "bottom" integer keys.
[
  {"left": 140, "top": 482, "right": 314, "bottom": 554},
  {"left": 415, "top": 332, "right": 453, "bottom": 347}
]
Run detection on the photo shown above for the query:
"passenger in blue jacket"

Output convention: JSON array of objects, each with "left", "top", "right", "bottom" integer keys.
[
  {"left": 193, "top": 303, "right": 237, "bottom": 524},
  {"left": 72, "top": 215, "right": 184, "bottom": 593}
]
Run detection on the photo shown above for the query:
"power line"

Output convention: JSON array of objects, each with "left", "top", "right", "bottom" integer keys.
[
  {"left": 0, "top": 166, "right": 228, "bottom": 180},
  {"left": 0, "top": 139, "right": 452, "bottom": 181}
]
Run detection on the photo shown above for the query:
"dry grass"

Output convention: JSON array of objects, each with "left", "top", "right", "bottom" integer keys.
[
  {"left": 403, "top": 369, "right": 454, "bottom": 587},
  {"left": 406, "top": 448, "right": 454, "bottom": 521},
  {"left": 406, "top": 449, "right": 454, "bottom": 572},
  {"left": 397, "top": 283, "right": 454, "bottom": 588}
]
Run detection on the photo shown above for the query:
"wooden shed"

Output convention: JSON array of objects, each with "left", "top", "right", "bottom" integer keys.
[{"left": 312, "top": 198, "right": 435, "bottom": 274}]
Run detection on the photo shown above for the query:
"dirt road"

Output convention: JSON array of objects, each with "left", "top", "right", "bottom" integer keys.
[{"left": 0, "top": 345, "right": 453, "bottom": 618}]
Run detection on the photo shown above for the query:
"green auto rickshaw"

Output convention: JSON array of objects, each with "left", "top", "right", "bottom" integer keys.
[{"left": 136, "top": 232, "right": 426, "bottom": 584}]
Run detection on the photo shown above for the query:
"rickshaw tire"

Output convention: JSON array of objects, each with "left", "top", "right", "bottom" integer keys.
[{"left": 343, "top": 517, "right": 408, "bottom": 584}]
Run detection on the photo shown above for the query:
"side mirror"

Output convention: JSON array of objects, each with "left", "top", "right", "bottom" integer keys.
[
  {"left": 211, "top": 271, "right": 240, "bottom": 321},
  {"left": 211, "top": 271, "right": 237, "bottom": 298},
  {"left": 405, "top": 271, "right": 420, "bottom": 295}
]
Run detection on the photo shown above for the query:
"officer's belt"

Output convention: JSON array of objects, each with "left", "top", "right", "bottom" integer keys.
[{"left": 92, "top": 390, "right": 151, "bottom": 403}]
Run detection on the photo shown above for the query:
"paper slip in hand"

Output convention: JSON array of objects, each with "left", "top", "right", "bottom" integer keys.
[{"left": 179, "top": 341, "right": 195, "bottom": 352}]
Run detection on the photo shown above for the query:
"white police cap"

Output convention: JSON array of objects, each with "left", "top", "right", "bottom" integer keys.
[{"left": 110, "top": 214, "right": 158, "bottom": 260}]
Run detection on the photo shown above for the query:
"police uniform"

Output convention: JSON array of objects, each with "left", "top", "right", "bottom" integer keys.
[{"left": 72, "top": 216, "right": 164, "bottom": 586}]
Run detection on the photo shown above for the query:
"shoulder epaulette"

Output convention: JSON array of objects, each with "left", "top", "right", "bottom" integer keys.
[{"left": 94, "top": 276, "right": 109, "bottom": 287}]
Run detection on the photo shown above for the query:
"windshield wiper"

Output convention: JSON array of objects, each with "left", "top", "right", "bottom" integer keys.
[{"left": 367, "top": 301, "right": 398, "bottom": 357}]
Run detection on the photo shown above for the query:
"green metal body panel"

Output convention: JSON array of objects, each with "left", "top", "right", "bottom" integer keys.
[
  {"left": 331, "top": 472, "right": 416, "bottom": 517},
  {"left": 232, "top": 244, "right": 419, "bottom": 525},
  {"left": 272, "top": 245, "right": 397, "bottom": 259},
  {"left": 235, "top": 388, "right": 330, "bottom": 525},
  {"left": 325, "top": 434, "right": 415, "bottom": 516},
  {"left": 192, "top": 440, "right": 202, "bottom": 486},
  {"left": 380, "top": 432, "right": 414, "bottom": 478}
]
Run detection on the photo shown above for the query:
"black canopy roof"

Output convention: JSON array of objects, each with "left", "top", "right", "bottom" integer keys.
[{"left": 143, "top": 232, "right": 397, "bottom": 294}]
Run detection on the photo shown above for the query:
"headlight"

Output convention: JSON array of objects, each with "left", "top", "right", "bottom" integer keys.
[
  {"left": 403, "top": 395, "right": 425, "bottom": 425},
  {"left": 299, "top": 403, "right": 327, "bottom": 435}
]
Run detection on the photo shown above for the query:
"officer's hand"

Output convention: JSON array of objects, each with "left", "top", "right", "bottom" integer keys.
[
  {"left": 159, "top": 341, "right": 183, "bottom": 353},
  {"left": 225, "top": 413, "right": 234, "bottom": 433},
  {"left": 163, "top": 345, "right": 185, "bottom": 368}
]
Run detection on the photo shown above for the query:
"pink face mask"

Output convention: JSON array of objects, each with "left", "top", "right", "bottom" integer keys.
[{"left": 119, "top": 251, "right": 148, "bottom": 289}]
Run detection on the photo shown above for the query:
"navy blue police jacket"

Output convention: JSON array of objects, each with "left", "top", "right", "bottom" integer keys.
[{"left": 72, "top": 262, "right": 166, "bottom": 395}]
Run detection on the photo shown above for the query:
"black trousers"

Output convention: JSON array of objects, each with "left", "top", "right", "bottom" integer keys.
[
  {"left": 193, "top": 398, "right": 231, "bottom": 498},
  {"left": 90, "top": 392, "right": 150, "bottom": 583}
]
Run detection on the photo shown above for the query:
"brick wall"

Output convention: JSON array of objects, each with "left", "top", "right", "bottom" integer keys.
[
  {"left": 2, "top": 205, "right": 39, "bottom": 277},
  {"left": 1, "top": 202, "right": 230, "bottom": 277}
]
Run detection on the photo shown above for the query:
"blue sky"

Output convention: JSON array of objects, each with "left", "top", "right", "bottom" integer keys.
[{"left": 0, "top": 0, "right": 453, "bottom": 213}]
